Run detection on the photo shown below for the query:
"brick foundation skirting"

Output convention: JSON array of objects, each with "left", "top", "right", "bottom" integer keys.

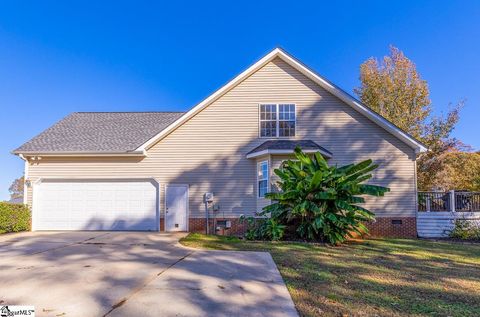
[
  {"left": 188, "top": 218, "right": 247, "bottom": 236},
  {"left": 366, "top": 217, "right": 417, "bottom": 238},
  {"left": 160, "top": 216, "right": 417, "bottom": 238}
]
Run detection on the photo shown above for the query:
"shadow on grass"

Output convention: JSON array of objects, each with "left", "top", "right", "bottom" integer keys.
[{"left": 181, "top": 234, "right": 480, "bottom": 317}]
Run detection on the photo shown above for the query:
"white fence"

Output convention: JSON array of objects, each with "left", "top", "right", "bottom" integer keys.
[{"left": 417, "top": 191, "right": 480, "bottom": 238}]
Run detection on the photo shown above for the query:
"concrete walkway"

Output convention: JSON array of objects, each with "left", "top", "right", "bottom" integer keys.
[{"left": 0, "top": 232, "right": 297, "bottom": 317}]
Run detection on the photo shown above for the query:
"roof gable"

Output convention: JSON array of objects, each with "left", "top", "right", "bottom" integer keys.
[{"left": 137, "top": 48, "right": 426, "bottom": 153}]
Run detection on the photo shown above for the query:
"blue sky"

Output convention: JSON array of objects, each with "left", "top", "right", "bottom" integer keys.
[{"left": 0, "top": 1, "right": 479, "bottom": 200}]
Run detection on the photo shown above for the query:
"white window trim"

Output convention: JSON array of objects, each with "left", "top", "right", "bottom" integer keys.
[
  {"left": 257, "top": 160, "right": 269, "bottom": 198},
  {"left": 258, "top": 103, "right": 296, "bottom": 139}
]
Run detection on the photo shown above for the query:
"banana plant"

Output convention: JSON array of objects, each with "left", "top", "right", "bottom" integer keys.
[{"left": 263, "top": 146, "right": 390, "bottom": 244}]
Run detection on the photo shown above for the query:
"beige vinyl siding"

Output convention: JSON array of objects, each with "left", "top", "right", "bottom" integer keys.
[
  {"left": 27, "top": 57, "right": 416, "bottom": 218},
  {"left": 26, "top": 185, "right": 33, "bottom": 206}
]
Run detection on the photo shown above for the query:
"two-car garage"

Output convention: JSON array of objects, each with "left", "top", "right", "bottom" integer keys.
[{"left": 32, "top": 179, "right": 159, "bottom": 231}]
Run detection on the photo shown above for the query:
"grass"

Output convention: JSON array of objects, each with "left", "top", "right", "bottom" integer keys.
[{"left": 180, "top": 233, "right": 480, "bottom": 317}]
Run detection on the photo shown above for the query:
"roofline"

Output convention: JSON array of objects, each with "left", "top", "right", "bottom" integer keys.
[
  {"left": 12, "top": 150, "right": 147, "bottom": 157},
  {"left": 246, "top": 148, "right": 333, "bottom": 159},
  {"left": 73, "top": 111, "right": 185, "bottom": 113},
  {"left": 135, "top": 47, "right": 427, "bottom": 153}
]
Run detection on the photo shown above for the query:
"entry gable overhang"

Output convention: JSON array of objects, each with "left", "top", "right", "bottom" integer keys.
[{"left": 246, "top": 140, "right": 333, "bottom": 159}]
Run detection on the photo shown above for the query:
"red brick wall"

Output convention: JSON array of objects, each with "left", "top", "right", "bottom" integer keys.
[
  {"left": 160, "top": 216, "right": 417, "bottom": 238},
  {"left": 366, "top": 217, "right": 417, "bottom": 238},
  {"left": 188, "top": 218, "right": 247, "bottom": 236}
]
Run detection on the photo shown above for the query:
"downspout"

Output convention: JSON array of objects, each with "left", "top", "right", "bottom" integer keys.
[{"left": 18, "top": 154, "right": 29, "bottom": 205}]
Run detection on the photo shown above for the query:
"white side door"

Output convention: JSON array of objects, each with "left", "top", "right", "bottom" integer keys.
[{"left": 165, "top": 185, "right": 188, "bottom": 232}]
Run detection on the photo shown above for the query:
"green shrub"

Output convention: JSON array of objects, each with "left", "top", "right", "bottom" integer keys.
[
  {"left": 240, "top": 216, "right": 266, "bottom": 240},
  {"left": 0, "top": 202, "right": 31, "bottom": 233},
  {"left": 262, "top": 218, "right": 286, "bottom": 240},
  {"left": 449, "top": 219, "right": 480, "bottom": 240},
  {"left": 239, "top": 216, "right": 286, "bottom": 241},
  {"left": 262, "top": 147, "right": 389, "bottom": 244}
]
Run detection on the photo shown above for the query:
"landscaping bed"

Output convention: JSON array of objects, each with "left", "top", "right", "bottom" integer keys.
[{"left": 180, "top": 233, "right": 480, "bottom": 317}]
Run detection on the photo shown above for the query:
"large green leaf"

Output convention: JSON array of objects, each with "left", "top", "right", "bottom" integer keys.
[
  {"left": 310, "top": 171, "right": 323, "bottom": 189},
  {"left": 258, "top": 147, "right": 389, "bottom": 244},
  {"left": 314, "top": 152, "right": 329, "bottom": 170}
]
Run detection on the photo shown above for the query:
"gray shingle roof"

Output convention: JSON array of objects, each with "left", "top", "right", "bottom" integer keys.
[
  {"left": 13, "top": 112, "right": 185, "bottom": 153},
  {"left": 247, "top": 140, "right": 332, "bottom": 156}
]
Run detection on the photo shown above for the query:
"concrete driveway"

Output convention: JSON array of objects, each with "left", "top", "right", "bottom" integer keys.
[{"left": 0, "top": 232, "right": 297, "bottom": 317}]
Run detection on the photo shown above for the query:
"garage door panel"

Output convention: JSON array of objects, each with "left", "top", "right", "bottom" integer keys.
[{"left": 34, "top": 180, "right": 158, "bottom": 231}]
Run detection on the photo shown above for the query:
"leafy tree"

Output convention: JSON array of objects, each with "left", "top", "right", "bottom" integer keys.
[
  {"left": 259, "top": 147, "right": 389, "bottom": 244},
  {"left": 354, "top": 46, "right": 431, "bottom": 137},
  {"left": 8, "top": 176, "right": 24, "bottom": 201},
  {"left": 430, "top": 151, "right": 480, "bottom": 191},
  {"left": 355, "top": 46, "right": 464, "bottom": 190}
]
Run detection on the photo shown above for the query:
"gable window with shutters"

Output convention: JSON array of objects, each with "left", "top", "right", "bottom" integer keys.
[
  {"left": 257, "top": 160, "right": 269, "bottom": 198},
  {"left": 259, "top": 104, "right": 296, "bottom": 138}
]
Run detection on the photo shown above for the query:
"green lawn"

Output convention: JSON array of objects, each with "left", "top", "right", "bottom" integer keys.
[{"left": 180, "top": 234, "right": 480, "bottom": 317}]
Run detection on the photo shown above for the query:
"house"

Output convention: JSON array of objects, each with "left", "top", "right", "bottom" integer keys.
[{"left": 13, "top": 48, "right": 426, "bottom": 237}]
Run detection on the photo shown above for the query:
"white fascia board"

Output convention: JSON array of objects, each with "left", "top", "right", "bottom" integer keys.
[
  {"left": 16, "top": 150, "right": 146, "bottom": 157},
  {"left": 246, "top": 148, "right": 332, "bottom": 159},
  {"left": 135, "top": 47, "right": 427, "bottom": 153}
]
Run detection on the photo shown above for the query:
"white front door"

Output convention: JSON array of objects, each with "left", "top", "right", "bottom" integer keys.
[{"left": 165, "top": 185, "right": 188, "bottom": 232}]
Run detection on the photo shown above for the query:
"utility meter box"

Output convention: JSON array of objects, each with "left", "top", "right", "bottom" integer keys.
[
  {"left": 216, "top": 220, "right": 232, "bottom": 229},
  {"left": 203, "top": 192, "right": 214, "bottom": 203}
]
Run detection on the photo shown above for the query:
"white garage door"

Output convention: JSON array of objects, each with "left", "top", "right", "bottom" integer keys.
[{"left": 33, "top": 180, "right": 158, "bottom": 231}]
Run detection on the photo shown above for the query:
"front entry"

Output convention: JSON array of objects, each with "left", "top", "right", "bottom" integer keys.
[{"left": 165, "top": 184, "right": 188, "bottom": 232}]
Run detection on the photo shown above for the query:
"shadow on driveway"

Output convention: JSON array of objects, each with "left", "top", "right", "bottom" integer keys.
[{"left": 0, "top": 232, "right": 297, "bottom": 317}]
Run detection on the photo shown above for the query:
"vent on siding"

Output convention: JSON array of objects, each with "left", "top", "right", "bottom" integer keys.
[{"left": 391, "top": 219, "right": 403, "bottom": 225}]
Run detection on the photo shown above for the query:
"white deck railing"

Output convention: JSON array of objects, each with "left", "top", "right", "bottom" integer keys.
[
  {"left": 418, "top": 191, "right": 480, "bottom": 212},
  {"left": 417, "top": 191, "right": 480, "bottom": 237}
]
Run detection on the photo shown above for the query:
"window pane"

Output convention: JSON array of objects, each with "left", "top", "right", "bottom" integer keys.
[
  {"left": 258, "top": 161, "right": 269, "bottom": 197},
  {"left": 260, "top": 121, "right": 276, "bottom": 137},
  {"left": 260, "top": 104, "right": 277, "bottom": 120},
  {"left": 258, "top": 164, "right": 265, "bottom": 179},
  {"left": 258, "top": 180, "right": 267, "bottom": 197},
  {"left": 279, "top": 120, "right": 295, "bottom": 137},
  {"left": 278, "top": 104, "right": 295, "bottom": 137},
  {"left": 260, "top": 104, "right": 278, "bottom": 137},
  {"left": 262, "top": 163, "right": 268, "bottom": 176}
]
